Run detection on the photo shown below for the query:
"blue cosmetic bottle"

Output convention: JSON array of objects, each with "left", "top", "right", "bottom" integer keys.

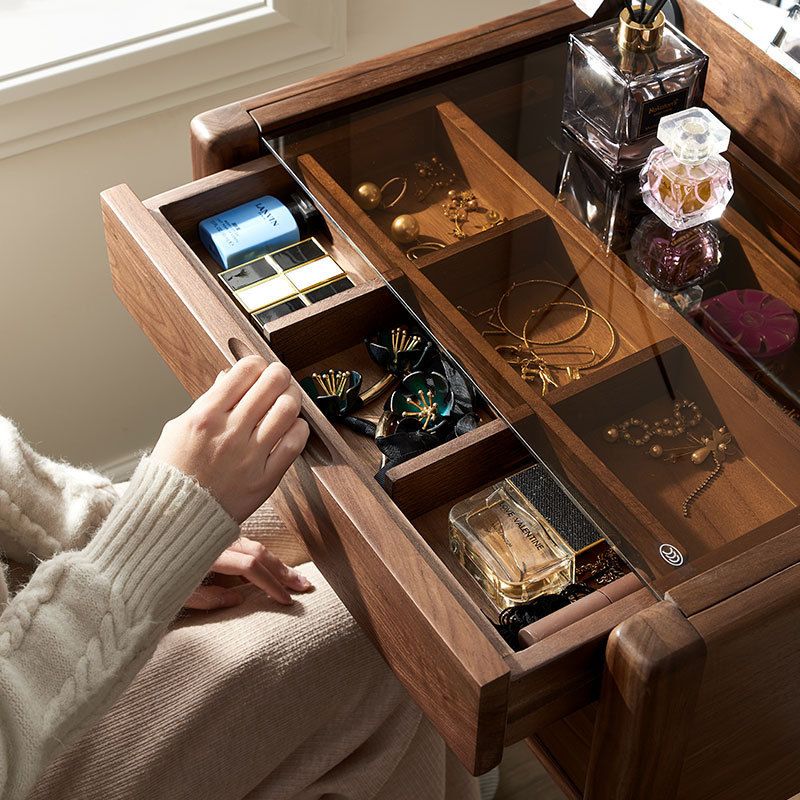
[{"left": 199, "top": 192, "right": 321, "bottom": 269}]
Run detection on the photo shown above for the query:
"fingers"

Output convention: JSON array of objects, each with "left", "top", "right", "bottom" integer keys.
[
  {"left": 199, "top": 356, "right": 274, "bottom": 413},
  {"left": 262, "top": 418, "right": 309, "bottom": 491},
  {"left": 184, "top": 584, "right": 243, "bottom": 610},
  {"left": 228, "top": 537, "right": 313, "bottom": 593},
  {"left": 253, "top": 383, "right": 302, "bottom": 452},
  {"left": 231, "top": 361, "right": 293, "bottom": 430},
  {"left": 186, "top": 536, "right": 313, "bottom": 611},
  {"left": 210, "top": 545, "right": 306, "bottom": 605}
]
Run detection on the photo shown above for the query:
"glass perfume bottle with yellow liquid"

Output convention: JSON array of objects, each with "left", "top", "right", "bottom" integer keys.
[
  {"left": 449, "top": 475, "right": 574, "bottom": 610},
  {"left": 640, "top": 107, "right": 733, "bottom": 230}
]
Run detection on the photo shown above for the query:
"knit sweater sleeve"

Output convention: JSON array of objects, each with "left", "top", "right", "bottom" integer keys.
[
  {"left": 0, "top": 416, "right": 119, "bottom": 566},
  {"left": 0, "top": 456, "right": 240, "bottom": 800}
]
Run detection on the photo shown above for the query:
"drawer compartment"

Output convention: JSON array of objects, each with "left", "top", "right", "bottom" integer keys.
[
  {"left": 101, "top": 157, "right": 653, "bottom": 775},
  {"left": 265, "top": 277, "right": 498, "bottom": 496},
  {"left": 552, "top": 339, "right": 799, "bottom": 560},
  {"left": 418, "top": 212, "right": 661, "bottom": 380},
  {"left": 289, "top": 99, "right": 536, "bottom": 268},
  {"left": 281, "top": 92, "right": 800, "bottom": 586}
]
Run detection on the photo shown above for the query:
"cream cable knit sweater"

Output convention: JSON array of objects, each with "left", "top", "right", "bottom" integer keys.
[{"left": 0, "top": 416, "right": 240, "bottom": 800}]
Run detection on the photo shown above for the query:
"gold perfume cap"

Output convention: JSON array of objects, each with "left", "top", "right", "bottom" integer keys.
[{"left": 618, "top": 7, "right": 665, "bottom": 53}]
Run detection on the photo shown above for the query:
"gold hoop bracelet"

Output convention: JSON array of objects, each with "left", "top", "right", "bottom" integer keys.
[{"left": 495, "top": 280, "right": 590, "bottom": 346}]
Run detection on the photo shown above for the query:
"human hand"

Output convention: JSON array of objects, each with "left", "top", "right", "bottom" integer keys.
[
  {"left": 184, "top": 536, "right": 313, "bottom": 609},
  {"left": 152, "top": 356, "right": 309, "bottom": 523}
]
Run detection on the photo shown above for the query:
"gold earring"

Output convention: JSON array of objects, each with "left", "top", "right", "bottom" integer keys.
[
  {"left": 442, "top": 191, "right": 504, "bottom": 239},
  {"left": 414, "top": 156, "right": 456, "bottom": 201},
  {"left": 524, "top": 302, "right": 617, "bottom": 371},
  {"left": 442, "top": 190, "right": 478, "bottom": 239},
  {"left": 379, "top": 177, "right": 407, "bottom": 209},
  {"left": 491, "top": 280, "right": 590, "bottom": 344},
  {"left": 352, "top": 182, "right": 382, "bottom": 211},
  {"left": 481, "top": 209, "right": 505, "bottom": 231},
  {"left": 352, "top": 177, "right": 408, "bottom": 211},
  {"left": 391, "top": 214, "right": 420, "bottom": 244}
]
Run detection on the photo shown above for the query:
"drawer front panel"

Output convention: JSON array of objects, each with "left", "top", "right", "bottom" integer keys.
[{"left": 271, "top": 449, "right": 509, "bottom": 773}]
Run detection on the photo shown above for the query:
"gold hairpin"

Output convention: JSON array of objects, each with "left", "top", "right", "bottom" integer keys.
[{"left": 312, "top": 369, "right": 351, "bottom": 398}]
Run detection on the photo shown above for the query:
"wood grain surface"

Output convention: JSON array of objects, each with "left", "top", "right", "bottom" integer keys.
[
  {"left": 681, "top": 0, "right": 800, "bottom": 195},
  {"left": 585, "top": 601, "right": 707, "bottom": 800},
  {"left": 527, "top": 706, "right": 598, "bottom": 799},
  {"left": 383, "top": 417, "right": 529, "bottom": 520},
  {"left": 190, "top": 101, "right": 262, "bottom": 180},
  {"left": 504, "top": 588, "right": 657, "bottom": 744},
  {"left": 675, "top": 560, "right": 800, "bottom": 800}
]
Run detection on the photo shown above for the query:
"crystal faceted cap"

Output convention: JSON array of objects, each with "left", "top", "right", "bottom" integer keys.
[{"left": 657, "top": 108, "right": 730, "bottom": 164}]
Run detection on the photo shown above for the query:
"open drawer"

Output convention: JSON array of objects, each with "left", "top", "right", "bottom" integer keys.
[{"left": 101, "top": 154, "right": 658, "bottom": 775}]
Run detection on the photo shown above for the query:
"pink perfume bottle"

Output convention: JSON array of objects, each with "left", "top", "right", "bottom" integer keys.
[{"left": 640, "top": 108, "right": 733, "bottom": 231}]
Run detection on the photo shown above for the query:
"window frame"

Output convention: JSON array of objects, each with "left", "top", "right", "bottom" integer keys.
[{"left": 0, "top": 0, "right": 346, "bottom": 159}]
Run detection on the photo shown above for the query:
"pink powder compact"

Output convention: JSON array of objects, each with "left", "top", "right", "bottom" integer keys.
[{"left": 701, "top": 289, "right": 798, "bottom": 360}]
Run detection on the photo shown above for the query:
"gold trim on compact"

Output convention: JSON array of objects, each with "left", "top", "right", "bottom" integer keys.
[{"left": 218, "top": 237, "right": 353, "bottom": 324}]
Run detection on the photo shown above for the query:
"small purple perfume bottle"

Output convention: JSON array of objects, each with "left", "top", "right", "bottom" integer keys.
[{"left": 630, "top": 215, "right": 721, "bottom": 293}]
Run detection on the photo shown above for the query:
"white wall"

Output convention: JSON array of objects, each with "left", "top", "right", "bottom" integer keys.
[{"left": 0, "top": 0, "right": 538, "bottom": 474}]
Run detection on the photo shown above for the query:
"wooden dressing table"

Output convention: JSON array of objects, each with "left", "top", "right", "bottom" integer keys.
[{"left": 101, "top": 2, "right": 800, "bottom": 797}]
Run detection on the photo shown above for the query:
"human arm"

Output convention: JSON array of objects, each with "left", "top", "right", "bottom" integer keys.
[{"left": 0, "top": 357, "right": 308, "bottom": 799}]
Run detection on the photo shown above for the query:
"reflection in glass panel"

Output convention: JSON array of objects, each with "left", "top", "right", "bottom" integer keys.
[{"left": 262, "top": 37, "right": 800, "bottom": 594}]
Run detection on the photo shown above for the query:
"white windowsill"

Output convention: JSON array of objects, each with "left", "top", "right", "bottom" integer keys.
[{"left": 0, "top": 0, "right": 346, "bottom": 159}]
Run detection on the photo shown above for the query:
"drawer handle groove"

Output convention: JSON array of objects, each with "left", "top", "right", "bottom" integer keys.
[
  {"left": 304, "top": 432, "right": 334, "bottom": 468},
  {"left": 228, "top": 337, "right": 255, "bottom": 361}
]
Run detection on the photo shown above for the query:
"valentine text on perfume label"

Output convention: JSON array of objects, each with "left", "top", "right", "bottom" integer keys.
[{"left": 499, "top": 501, "right": 545, "bottom": 552}]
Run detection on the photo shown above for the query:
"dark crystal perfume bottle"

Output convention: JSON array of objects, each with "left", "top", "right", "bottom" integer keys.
[
  {"left": 562, "top": 7, "right": 708, "bottom": 173},
  {"left": 630, "top": 214, "right": 721, "bottom": 293}
]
